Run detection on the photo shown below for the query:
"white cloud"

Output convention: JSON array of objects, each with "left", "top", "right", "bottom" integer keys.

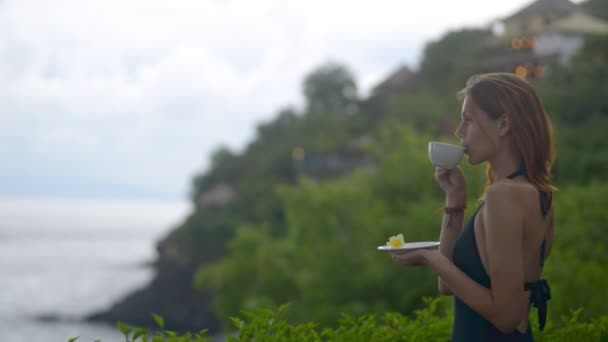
[{"left": 0, "top": 0, "right": 534, "bottom": 199}]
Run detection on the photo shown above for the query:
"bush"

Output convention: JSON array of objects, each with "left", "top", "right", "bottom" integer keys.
[{"left": 70, "top": 298, "right": 608, "bottom": 341}]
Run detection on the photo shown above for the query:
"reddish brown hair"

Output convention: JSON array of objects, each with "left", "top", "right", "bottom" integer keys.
[{"left": 458, "top": 73, "right": 557, "bottom": 200}]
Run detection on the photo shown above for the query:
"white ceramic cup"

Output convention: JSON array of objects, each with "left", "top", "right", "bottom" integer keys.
[{"left": 428, "top": 142, "right": 465, "bottom": 169}]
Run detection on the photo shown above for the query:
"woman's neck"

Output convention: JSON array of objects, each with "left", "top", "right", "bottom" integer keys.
[{"left": 489, "top": 147, "right": 521, "bottom": 182}]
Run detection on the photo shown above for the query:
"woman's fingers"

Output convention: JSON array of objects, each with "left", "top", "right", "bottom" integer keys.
[
  {"left": 435, "top": 167, "right": 453, "bottom": 190},
  {"left": 390, "top": 250, "right": 426, "bottom": 266},
  {"left": 435, "top": 167, "right": 448, "bottom": 180}
]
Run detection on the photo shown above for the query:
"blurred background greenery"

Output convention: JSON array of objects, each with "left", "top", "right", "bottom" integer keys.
[{"left": 132, "top": 0, "right": 608, "bottom": 333}]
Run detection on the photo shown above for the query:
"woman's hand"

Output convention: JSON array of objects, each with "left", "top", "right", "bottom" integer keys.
[
  {"left": 435, "top": 166, "right": 467, "bottom": 204},
  {"left": 390, "top": 249, "right": 438, "bottom": 267}
]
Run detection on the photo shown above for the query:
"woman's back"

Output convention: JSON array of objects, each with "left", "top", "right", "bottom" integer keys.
[{"left": 452, "top": 169, "right": 554, "bottom": 341}]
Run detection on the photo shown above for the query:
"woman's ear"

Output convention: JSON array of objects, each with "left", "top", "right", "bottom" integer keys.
[{"left": 498, "top": 115, "right": 510, "bottom": 137}]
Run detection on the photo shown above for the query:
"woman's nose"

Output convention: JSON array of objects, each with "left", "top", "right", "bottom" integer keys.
[{"left": 454, "top": 124, "right": 463, "bottom": 139}]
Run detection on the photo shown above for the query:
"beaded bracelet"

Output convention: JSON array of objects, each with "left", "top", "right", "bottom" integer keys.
[
  {"left": 442, "top": 206, "right": 466, "bottom": 214},
  {"left": 442, "top": 206, "right": 466, "bottom": 230}
]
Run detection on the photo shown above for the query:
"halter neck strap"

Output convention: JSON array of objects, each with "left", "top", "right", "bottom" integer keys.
[{"left": 506, "top": 162, "right": 527, "bottom": 180}]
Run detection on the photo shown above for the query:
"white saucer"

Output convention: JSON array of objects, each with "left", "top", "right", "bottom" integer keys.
[{"left": 377, "top": 241, "right": 440, "bottom": 252}]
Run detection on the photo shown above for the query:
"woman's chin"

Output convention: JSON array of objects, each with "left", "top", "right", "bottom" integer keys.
[{"left": 466, "top": 155, "right": 481, "bottom": 166}]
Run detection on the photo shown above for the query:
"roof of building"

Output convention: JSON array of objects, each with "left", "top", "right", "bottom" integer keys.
[
  {"left": 198, "top": 183, "right": 235, "bottom": 209},
  {"left": 370, "top": 65, "right": 418, "bottom": 96},
  {"left": 546, "top": 11, "right": 608, "bottom": 34},
  {"left": 503, "top": 0, "right": 581, "bottom": 22}
]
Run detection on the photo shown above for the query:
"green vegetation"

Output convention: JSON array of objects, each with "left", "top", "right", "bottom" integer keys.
[
  {"left": 188, "top": 29, "right": 608, "bottom": 333},
  {"left": 71, "top": 299, "right": 608, "bottom": 341},
  {"left": 73, "top": 0, "right": 608, "bottom": 339}
]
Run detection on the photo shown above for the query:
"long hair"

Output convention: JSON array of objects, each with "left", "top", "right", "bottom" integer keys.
[{"left": 458, "top": 73, "right": 557, "bottom": 203}]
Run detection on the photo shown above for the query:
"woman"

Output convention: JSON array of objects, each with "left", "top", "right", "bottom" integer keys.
[{"left": 391, "top": 73, "right": 555, "bottom": 341}]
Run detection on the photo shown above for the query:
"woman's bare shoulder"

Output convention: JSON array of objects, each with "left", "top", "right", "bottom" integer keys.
[
  {"left": 483, "top": 181, "right": 538, "bottom": 218},
  {"left": 485, "top": 180, "right": 537, "bottom": 201},
  {"left": 490, "top": 179, "right": 539, "bottom": 198}
]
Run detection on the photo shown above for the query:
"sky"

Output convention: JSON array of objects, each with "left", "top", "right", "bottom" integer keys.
[{"left": 0, "top": 0, "right": 551, "bottom": 201}]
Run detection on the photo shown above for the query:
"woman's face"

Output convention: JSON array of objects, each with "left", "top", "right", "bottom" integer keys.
[{"left": 455, "top": 96, "right": 500, "bottom": 165}]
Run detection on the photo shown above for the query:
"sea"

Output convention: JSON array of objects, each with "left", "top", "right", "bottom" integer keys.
[{"left": 0, "top": 196, "right": 191, "bottom": 342}]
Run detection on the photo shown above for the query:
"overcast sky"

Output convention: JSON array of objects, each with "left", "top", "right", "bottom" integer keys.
[{"left": 1, "top": 0, "right": 547, "bottom": 200}]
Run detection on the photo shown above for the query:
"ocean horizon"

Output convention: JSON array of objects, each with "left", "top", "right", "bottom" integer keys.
[{"left": 0, "top": 196, "right": 191, "bottom": 342}]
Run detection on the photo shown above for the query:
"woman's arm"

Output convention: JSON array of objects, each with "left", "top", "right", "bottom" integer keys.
[
  {"left": 427, "top": 184, "right": 527, "bottom": 333},
  {"left": 437, "top": 197, "right": 466, "bottom": 295},
  {"left": 434, "top": 166, "right": 468, "bottom": 295}
]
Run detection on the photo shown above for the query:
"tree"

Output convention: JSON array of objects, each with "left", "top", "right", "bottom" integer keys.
[
  {"left": 302, "top": 62, "right": 358, "bottom": 116},
  {"left": 419, "top": 28, "right": 493, "bottom": 89},
  {"left": 583, "top": 0, "right": 608, "bottom": 20}
]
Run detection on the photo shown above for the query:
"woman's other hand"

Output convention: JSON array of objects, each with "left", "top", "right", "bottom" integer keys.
[{"left": 390, "top": 249, "right": 436, "bottom": 267}]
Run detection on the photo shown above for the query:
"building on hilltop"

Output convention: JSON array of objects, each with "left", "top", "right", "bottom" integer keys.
[
  {"left": 533, "top": 11, "right": 608, "bottom": 64},
  {"left": 501, "top": 0, "right": 582, "bottom": 37},
  {"left": 292, "top": 136, "right": 377, "bottom": 180},
  {"left": 370, "top": 65, "right": 420, "bottom": 99},
  {"left": 488, "top": 0, "right": 608, "bottom": 78},
  {"left": 197, "top": 183, "right": 235, "bottom": 209}
]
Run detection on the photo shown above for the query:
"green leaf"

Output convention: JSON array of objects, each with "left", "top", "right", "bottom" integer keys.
[
  {"left": 278, "top": 303, "right": 291, "bottom": 315},
  {"left": 151, "top": 313, "right": 165, "bottom": 329},
  {"left": 133, "top": 328, "right": 148, "bottom": 340},
  {"left": 67, "top": 338, "right": 79, "bottom": 342},
  {"left": 116, "top": 321, "right": 131, "bottom": 338}
]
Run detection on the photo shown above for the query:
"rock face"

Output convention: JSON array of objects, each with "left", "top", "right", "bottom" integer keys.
[{"left": 87, "top": 246, "right": 220, "bottom": 334}]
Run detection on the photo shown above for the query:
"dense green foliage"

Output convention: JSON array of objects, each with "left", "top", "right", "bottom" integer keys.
[
  {"left": 72, "top": 299, "right": 608, "bottom": 341},
  {"left": 189, "top": 30, "right": 608, "bottom": 332},
  {"left": 302, "top": 62, "right": 359, "bottom": 116},
  {"left": 195, "top": 124, "right": 486, "bottom": 328},
  {"left": 419, "top": 28, "right": 494, "bottom": 90},
  {"left": 583, "top": 0, "right": 608, "bottom": 20}
]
